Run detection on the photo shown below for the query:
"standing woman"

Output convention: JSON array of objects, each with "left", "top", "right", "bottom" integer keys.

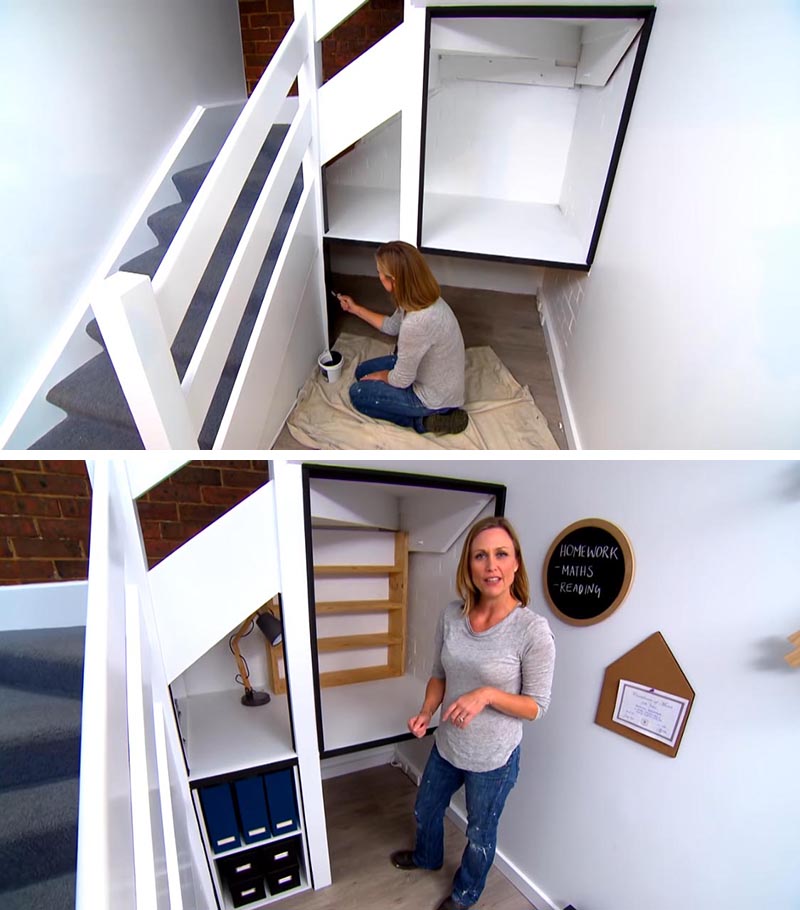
[
  {"left": 391, "top": 516, "right": 556, "bottom": 910},
  {"left": 336, "top": 240, "right": 468, "bottom": 435}
]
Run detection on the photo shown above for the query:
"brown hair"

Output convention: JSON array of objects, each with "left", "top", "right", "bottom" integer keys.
[
  {"left": 375, "top": 240, "right": 441, "bottom": 312},
  {"left": 455, "top": 516, "right": 530, "bottom": 615}
]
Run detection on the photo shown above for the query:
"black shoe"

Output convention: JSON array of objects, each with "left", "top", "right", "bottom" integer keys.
[
  {"left": 423, "top": 409, "right": 469, "bottom": 435},
  {"left": 390, "top": 850, "right": 442, "bottom": 871},
  {"left": 435, "top": 898, "right": 470, "bottom": 910}
]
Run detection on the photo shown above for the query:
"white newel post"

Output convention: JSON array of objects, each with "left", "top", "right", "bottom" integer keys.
[
  {"left": 271, "top": 460, "right": 332, "bottom": 890},
  {"left": 295, "top": 0, "right": 330, "bottom": 344},
  {"left": 93, "top": 272, "right": 198, "bottom": 449},
  {"left": 400, "top": 1, "right": 426, "bottom": 243}
]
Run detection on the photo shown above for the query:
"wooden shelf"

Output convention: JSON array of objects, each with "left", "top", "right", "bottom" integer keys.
[
  {"left": 315, "top": 599, "right": 404, "bottom": 614},
  {"left": 319, "top": 665, "right": 401, "bottom": 688},
  {"left": 317, "top": 633, "right": 402, "bottom": 652},
  {"left": 314, "top": 563, "right": 401, "bottom": 576}
]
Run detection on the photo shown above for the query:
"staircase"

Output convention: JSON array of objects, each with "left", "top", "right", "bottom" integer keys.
[
  {"left": 0, "top": 626, "right": 85, "bottom": 909},
  {"left": 31, "top": 125, "right": 302, "bottom": 450}
]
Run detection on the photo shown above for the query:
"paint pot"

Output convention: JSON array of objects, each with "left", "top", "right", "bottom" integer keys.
[{"left": 318, "top": 349, "right": 343, "bottom": 383}]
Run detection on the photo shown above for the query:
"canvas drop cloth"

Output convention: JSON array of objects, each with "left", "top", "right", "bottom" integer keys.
[{"left": 286, "top": 333, "right": 558, "bottom": 450}]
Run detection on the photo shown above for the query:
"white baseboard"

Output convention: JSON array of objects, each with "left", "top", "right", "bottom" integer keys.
[
  {"left": 321, "top": 744, "right": 396, "bottom": 780},
  {"left": 397, "top": 751, "right": 559, "bottom": 910},
  {"left": 539, "top": 306, "right": 581, "bottom": 450}
]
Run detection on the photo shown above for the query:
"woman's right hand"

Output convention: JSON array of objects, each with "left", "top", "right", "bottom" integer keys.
[
  {"left": 338, "top": 294, "right": 358, "bottom": 314},
  {"left": 407, "top": 711, "right": 431, "bottom": 738}
]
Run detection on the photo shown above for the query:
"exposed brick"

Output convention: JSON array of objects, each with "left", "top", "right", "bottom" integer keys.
[
  {"left": 17, "top": 472, "right": 90, "bottom": 497},
  {"left": 0, "top": 516, "right": 38, "bottom": 537},
  {"left": 12, "top": 537, "right": 85, "bottom": 559},
  {"left": 37, "top": 518, "right": 91, "bottom": 540},
  {"left": 58, "top": 498, "right": 92, "bottom": 519},
  {"left": 0, "top": 471, "right": 17, "bottom": 492},
  {"left": 249, "top": 12, "right": 282, "bottom": 28},
  {"left": 240, "top": 0, "right": 268, "bottom": 13},
  {"left": 160, "top": 521, "right": 212, "bottom": 541},
  {"left": 0, "top": 494, "right": 61, "bottom": 518},
  {"left": 0, "top": 560, "right": 57, "bottom": 581},
  {"left": 0, "top": 539, "right": 11, "bottom": 558},
  {"left": 136, "top": 501, "right": 179, "bottom": 522},
  {"left": 40, "top": 460, "right": 89, "bottom": 476},
  {"left": 0, "top": 461, "right": 42, "bottom": 471},
  {"left": 54, "top": 559, "right": 89, "bottom": 580},
  {"left": 145, "top": 539, "right": 183, "bottom": 564},
  {"left": 221, "top": 468, "right": 268, "bottom": 488},
  {"left": 201, "top": 486, "right": 254, "bottom": 507},
  {"left": 145, "top": 482, "right": 203, "bottom": 503},
  {"left": 178, "top": 503, "right": 229, "bottom": 524},
  {"left": 139, "top": 519, "right": 164, "bottom": 541}
]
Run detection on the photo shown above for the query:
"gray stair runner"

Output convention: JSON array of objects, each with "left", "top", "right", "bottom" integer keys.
[
  {"left": 0, "top": 626, "right": 85, "bottom": 909},
  {"left": 32, "top": 124, "right": 302, "bottom": 449}
]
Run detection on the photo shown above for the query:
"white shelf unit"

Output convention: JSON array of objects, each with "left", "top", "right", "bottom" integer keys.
[
  {"left": 171, "top": 620, "right": 312, "bottom": 909},
  {"left": 191, "top": 765, "right": 311, "bottom": 910},
  {"left": 420, "top": 10, "right": 653, "bottom": 267}
]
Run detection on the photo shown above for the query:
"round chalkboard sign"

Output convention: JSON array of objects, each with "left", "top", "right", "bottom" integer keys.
[{"left": 543, "top": 519, "right": 634, "bottom": 625}]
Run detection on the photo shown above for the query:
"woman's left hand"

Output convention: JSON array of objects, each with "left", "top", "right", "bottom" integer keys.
[
  {"left": 360, "top": 369, "right": 390, "bottom": 382},
  {"left": 443, "top": 688, "right": 490, "bottom": 729}
]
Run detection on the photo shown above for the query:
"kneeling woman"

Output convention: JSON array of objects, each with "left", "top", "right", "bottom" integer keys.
[{"left": 336, "top": 241, "right": 468, "bottom": 435}]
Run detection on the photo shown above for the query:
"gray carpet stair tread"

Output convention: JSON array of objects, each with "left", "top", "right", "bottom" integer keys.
[
  {"left": 0, "top": 777, "right": 79, "bottom": 890},
  {"left": 30, "top": 413, "right": 144, "bottom": 450},
  {"left": 119, "top": 244, "right": 169, "bottom": 279},
  {"left": 173, "top": 160, "right": 214, "bottom": 201},
  {"left": 1, "top": 871, "right": 76, "bottom": 910},
  {"left": 46, "top": 352, "right": 136, "bottom": 427},
  {"left": 0, "top": 627, "right": 85, "bottom": 696},
  {"left": 147, "top": 201, "right": 190, "bottom": 246},
  {"left": 0, "top": 686, "right": 81, "bottom": 790},
  {"left": 33, "top": 123, "right": 296, "bottom": 451}
]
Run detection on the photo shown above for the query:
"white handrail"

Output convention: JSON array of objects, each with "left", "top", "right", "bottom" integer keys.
[
  {"left": 182, "top": 99, "right": 313, "bottom": 427},
  {"left": 152, "top": 13, "right": 310, "bottom": 342}
]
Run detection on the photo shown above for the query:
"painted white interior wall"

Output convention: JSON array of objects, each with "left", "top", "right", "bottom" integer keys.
[
  {"left": 0, "top": 0, "right": 246, "bottom": 430},
  {"left": 364, "top": 458, "right": 800, "bottom": 910},
  {"left": 539, "top": 0, "right": 800, "bottom": 447}
]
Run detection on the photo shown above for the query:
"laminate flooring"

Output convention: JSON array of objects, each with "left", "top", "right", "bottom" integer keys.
[
  {"left": 272, "top": 275, "right": 567, "bottom": 450},
  {"left": 274, "top": 763, "right": 537, "bottom": 910}
]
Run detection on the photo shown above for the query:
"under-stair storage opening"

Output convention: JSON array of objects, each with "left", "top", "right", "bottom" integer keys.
[
  {"left": 170, "top": 609, "right": 294, "bottom": 783},
  {"left": 302, "top": 465, "right": 507, "bottom": 757},
  {"left": 420, "top": 7, "right": 655, "bottom": 268},
  {"left": 193, "top": 763, "right": 311, "bottom": 908},
  {"left": 323, "top": 113, "right": 402, "bottom": 244}
]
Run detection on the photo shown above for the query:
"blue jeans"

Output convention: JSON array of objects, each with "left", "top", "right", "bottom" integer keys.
[
  {"left": 349, "top": 355, "right": 454, "bottom": 434},
  {"left": 412, "top": 744, "right": 521, "bottom": 908}
]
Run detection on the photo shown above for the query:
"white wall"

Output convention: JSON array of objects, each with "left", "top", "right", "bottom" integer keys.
[
  {"left": 0, "top": 0, "right": 246, "bottom": 429},
  {"left": 539, "top": 0, "right": 800, "bottom": 448},
  {"left": 364, "top": 458, "right": 800, "bottom": 910}
]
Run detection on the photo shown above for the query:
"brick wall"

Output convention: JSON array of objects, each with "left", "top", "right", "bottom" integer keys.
[
  {"left": 238, "top": 0, "right": 403, "bottom": 94},
  {"left": 0, "top": 460, "right": 269, "bottom": 585}
]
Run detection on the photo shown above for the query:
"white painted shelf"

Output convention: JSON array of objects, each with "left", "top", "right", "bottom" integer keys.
[
  {"left": 421, "top": 193, "right": 587, "bottom": 265},
  {"left": 180, "top": 689, "right": 295, "bottom": 781},
  {"left": 325, "top": 185, "right": 400, "bottom": 244},
  {"left": 320, "top": 674, "right": 440, "bottom": 754}
]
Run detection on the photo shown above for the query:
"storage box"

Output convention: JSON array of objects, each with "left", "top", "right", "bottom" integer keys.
[
  {"left": 262, "top": 837, "right": 299, "bottom": 873},
  {"left": 230, "top": 875, "right": 267, "bottom": 908},
  {"left": 266, "top": 864, "right": 301, "bottom": 895}
]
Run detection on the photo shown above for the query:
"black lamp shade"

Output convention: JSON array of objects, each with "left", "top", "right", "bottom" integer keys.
[{"left": 256, "top": 611, "right": 283, "bottom": 647}]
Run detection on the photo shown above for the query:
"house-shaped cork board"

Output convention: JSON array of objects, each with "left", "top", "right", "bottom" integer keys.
[{"left": 595, "top": 632, "right": 694, "bottom": 758}]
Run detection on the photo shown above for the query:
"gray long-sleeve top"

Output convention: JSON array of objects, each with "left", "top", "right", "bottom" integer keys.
[
  {"left": 381, "top": 298, "right": 465, "bottom": 409},
  {"left": 431, "top": 602, "right": 556, "bottom": 772}
]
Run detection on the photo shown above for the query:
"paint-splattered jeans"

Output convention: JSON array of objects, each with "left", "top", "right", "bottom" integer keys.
[
  {"left": 412, "top": 743, "right": 521, "bottom": 908},
  {"left": 349, "top": 355, "right": 453, "bottom": 433}
]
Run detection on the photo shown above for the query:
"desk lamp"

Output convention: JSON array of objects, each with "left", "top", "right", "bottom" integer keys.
[{"left": 230, "top": 608, "right": 283, "bottom": 707}]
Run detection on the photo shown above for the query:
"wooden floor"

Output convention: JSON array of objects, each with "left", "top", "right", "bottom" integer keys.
[
  {"left": 272, "top": 274, "right": 566, "bottom": 450},
  {"left": 275, "top": 763, "right": 536, "bottom": 910}
]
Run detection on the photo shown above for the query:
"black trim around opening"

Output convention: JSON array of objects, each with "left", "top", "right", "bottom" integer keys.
[
  {"left": 301, "top": 463, "right": 506, "bottom": 758},
  {"left": 418, "top": 5, "right": 657, "bottom": 269}
]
